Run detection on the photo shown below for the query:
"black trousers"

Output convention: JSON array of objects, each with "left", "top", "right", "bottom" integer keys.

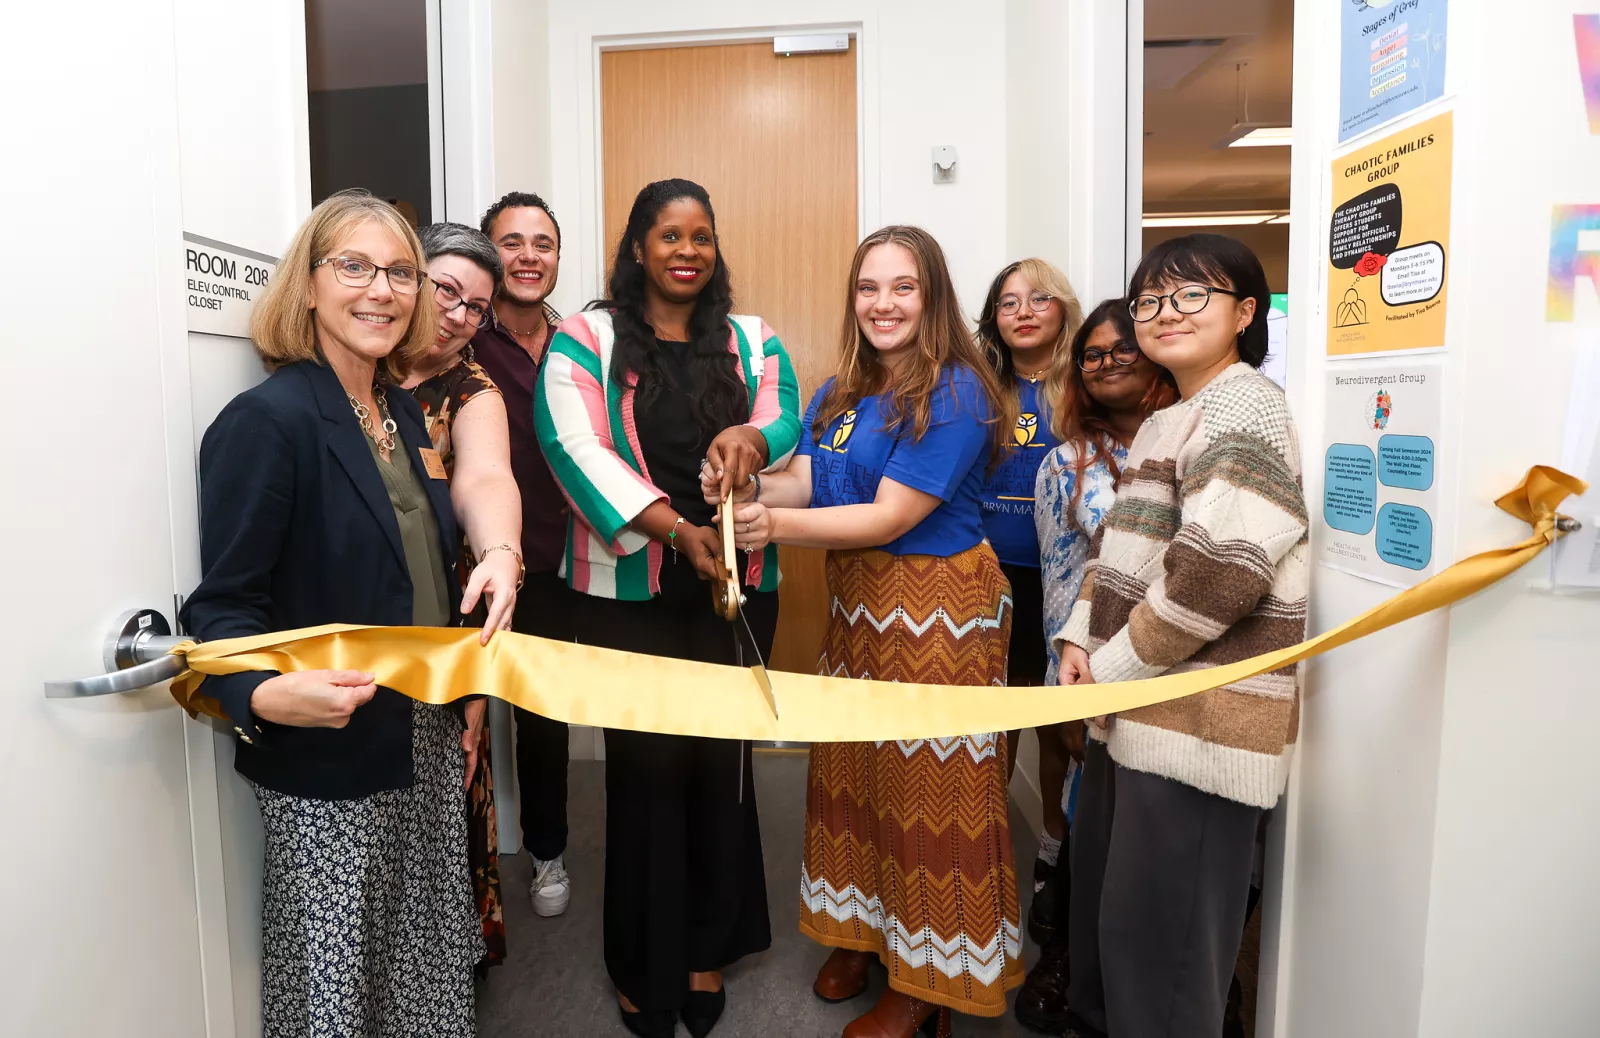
[
  {"left": 574, "top": 552, "right": 778, "bottom": 1012},
  {"left": 512, "top": 571, "right": 574, "bottom": 861},
  {"left": 1067, "top": 742, "right": 1262, "bottom": 1038},
  {"left": 1000, "top": 561, "right": 1047, "bottom": 686}
]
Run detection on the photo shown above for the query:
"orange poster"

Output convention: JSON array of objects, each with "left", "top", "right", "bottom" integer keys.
[{"left": 1327, "top": 109, "right": 1452, "bottom": 356}]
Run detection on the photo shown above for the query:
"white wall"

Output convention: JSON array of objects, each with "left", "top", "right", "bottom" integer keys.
[
  {"left": 1272, "top": 3, "right": 1600, "bottom": 1037},
  {"left": 1008, "top": 0, "right": 1138, "bottom": 309},
  {"left": 1415, "top": 4, "right": 1600, "bottom": 1032}
]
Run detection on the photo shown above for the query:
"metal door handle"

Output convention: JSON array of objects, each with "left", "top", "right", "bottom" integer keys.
[{"left": 45, "top": 608, "right": 189, "bottom": 698}]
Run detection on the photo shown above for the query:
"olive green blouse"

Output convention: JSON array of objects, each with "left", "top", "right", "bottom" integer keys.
[{"left": 366, "top": 437, "right": 451, "bottom": 628}]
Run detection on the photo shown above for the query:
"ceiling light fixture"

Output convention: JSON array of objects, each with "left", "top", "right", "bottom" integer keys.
[
  {"left": 1141, "top": 212, "right": 1290, "bottom": 228},
  {"left": 1227, "top": 125, "right": 1294, "bottom": 148},
  {"left": 1214, "top": 62, "right": 1292, "bottom": 149}
]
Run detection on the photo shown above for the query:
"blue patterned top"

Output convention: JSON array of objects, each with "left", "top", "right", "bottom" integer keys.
[{"left": 1034, "top": 440, "right": 1129, "bottom": 685}]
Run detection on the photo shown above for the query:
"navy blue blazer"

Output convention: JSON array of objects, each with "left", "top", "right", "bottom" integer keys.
[{"left": 180, "top": 360, "right": 462, "bottom": 800}]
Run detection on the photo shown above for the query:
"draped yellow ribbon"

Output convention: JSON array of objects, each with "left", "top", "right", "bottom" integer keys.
[{"left": 169, "top": 466, "right": 1585, "bottom": 741}]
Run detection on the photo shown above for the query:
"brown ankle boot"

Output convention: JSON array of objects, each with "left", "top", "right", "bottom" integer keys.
[
  {"left": 842, "top": 989, "right": 953, "bottom": 1038},
  {"left": 813, "top": 948, "right": 876, "bottom": 1003}
]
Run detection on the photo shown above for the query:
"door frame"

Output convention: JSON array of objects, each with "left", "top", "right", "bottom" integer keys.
[
  {"left": 163, "top": 4, "right": 315, "bottom": 1034},
  {"left": 583, "top": 22, "right": 875, "bottom": 307}
]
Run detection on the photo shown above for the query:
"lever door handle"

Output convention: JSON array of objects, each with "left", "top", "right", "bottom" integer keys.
[{"left": 45, "top": 608, "right": 190, "bottom": 698}]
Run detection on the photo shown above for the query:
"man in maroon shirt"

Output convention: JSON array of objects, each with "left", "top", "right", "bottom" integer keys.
[{"left": 472, "top": 191, "right": 573, "bottom": 917}]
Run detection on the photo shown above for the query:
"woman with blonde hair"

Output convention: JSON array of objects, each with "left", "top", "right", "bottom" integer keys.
[
  {"left": 181, "top": 189, "right": 519, "bottom": 1036},
  {"left": 716, "top": 226, "right": 1020, "bottom": 1037},
  {"left": 973, "top": 258, "right": 1084, "bottom": 949}
]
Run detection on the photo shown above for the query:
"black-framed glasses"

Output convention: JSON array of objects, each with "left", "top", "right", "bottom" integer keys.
[
  {"left": 433, "top": 281, "right": 492, "bottom": 328},
  {"left": 312, "top": 256, "right": 425, "bottom": 294},
  {"left": 998, "top": 292, "right": 1054, "bottom": 317},
  {"left": 1078, "top": 341, "right": 1142, "bottom": 372},
  {"left": 1129, "top": 285, "right": 1240, "bottom": 323}
]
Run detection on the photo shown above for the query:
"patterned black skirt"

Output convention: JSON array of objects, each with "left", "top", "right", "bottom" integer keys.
[{"left": 255, "top": 701, "right": 483, "bottom": 1037}]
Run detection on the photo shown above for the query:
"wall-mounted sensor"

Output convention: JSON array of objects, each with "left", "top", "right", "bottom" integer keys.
[{"left": 932, "top": 146, "right": 957, "bottom": 184}]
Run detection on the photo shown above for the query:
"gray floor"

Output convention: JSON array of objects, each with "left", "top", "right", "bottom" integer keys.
[{"left": 477, "top": 751, "right": 1046, "bottom": 1038}]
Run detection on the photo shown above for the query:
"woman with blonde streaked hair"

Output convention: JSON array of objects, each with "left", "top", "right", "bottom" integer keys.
[
  {"left": 713, "top": 225, "right": 1020, "bottom": 1037},
  {"left": 181, "top": 188, "right": 519, "bottom": 1036},
  {"left": 972, "top": 257, "right": 1084, "bottom": 954}
]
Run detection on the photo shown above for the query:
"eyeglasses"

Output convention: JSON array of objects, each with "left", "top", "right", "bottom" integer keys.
[
  {"left": 1078, "top": 341, "right": 1142, "bottom": 372},
  {"left": 1129, "top": 285, "right": 1239, "bottom": 323},
  {"left": 434, "top": 281, "right": 492, "bottom": 329},
  {"left": 312, "top": 256, "right": 425, "bottom": 294},
  {"left": 998, "top": 292, "right": 1054, "bottom": 317}
]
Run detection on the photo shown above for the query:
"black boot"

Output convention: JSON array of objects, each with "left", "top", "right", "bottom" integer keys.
[
  {"left": 1029, "top": 855, "right": 1059, "bottom": 945},
  {"left": 1013, "top": 931, "right": 1071, "bottom": 1035}
]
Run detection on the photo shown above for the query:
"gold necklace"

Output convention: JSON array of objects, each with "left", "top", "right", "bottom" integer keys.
[
  {"left": 502, "top": 318, "right": 545, "bottom": 338},
  {"left": 1017, "top": 368, "right": 1048, "bottom": 384},
  {"left": 348, "top": 385, "right": 398, "bottom": 453}
]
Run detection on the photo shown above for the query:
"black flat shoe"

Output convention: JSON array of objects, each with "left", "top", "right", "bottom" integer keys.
[
  {"left": 681, "top": 986, "right": 726, "bottom": 1038},
  {"left": 618, "top": 1004, "right": 676, "bottom": 1038}
]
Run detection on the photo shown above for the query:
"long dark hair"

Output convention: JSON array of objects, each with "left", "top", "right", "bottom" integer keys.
[
  {"left": 587, "top": 179, "right": 746, "bottom": 441},
  {"left": 1045, "top": 298, "right": 1177, "bottom": 526}
]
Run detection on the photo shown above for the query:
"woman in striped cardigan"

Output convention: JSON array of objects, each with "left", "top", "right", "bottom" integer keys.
[
  {"left": 533, "top": 179, "right": 800, "bottom": 1038},
  {"left": 1055, "top": 234, "right": 1308, "bottom": 1038}
]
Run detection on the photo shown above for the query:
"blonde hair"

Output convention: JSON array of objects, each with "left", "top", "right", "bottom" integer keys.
[
  {"left": 975, "top": 257, "right": 1085, "bottom": 435},
  {"left": 249, "top": 190, "right": 437, "bottom": 381},
  {"left": 812, "top": 226, "right": 1017, "bottom": 467}
]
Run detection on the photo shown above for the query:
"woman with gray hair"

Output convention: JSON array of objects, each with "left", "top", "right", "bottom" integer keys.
[{"left": 403, "top": 220, "right": 524, "bottom": 971}]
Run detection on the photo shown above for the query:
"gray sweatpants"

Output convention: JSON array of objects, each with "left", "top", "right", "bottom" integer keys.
[{"left": 1066, "top": 741, "right": 1262, "bottom": 1038}]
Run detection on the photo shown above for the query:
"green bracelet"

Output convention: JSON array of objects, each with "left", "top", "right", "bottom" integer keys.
[{"left": 668, "top": 517, "right": 687, "bottom": 560}]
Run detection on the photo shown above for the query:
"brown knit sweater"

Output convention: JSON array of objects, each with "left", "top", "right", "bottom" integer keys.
[{"left": 1056, "top": 363, "right": 1309, "bottom": 808}]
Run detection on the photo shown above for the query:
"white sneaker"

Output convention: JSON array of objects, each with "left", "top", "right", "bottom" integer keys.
[{"left": 530, "top": 854, "right": 570, "bottom": 917}]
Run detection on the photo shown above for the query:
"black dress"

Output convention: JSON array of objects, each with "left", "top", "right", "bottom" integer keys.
[{"left": 572, "top": 338, "right": 777, "bottom": 1013}]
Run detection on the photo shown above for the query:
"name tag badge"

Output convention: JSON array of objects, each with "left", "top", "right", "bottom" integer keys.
[{"left": 419, "top": 447, "right": 448, "bottom": 480}]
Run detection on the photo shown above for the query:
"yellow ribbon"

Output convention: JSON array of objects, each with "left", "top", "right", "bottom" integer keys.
[{"left": 169, "top": 466, "right": 1585, "bottom": 741}]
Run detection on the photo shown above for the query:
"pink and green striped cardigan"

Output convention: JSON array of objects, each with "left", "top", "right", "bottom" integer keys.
[{"left": 533, "top": 309, "right": 801, "bottom": 601}]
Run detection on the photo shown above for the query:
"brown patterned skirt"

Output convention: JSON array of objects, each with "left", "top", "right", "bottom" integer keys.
[{"left": 798, "top": 544, "right": 1023, "bottom": 1017}]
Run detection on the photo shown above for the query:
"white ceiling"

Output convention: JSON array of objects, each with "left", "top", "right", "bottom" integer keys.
[
  {"left": 305, "top": 0, "right": 428, "bottom": 92},
  {"left": 1143, "top": 0, "right": 1293, "bottom": 214}
]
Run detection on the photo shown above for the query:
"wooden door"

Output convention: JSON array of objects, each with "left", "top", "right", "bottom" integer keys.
[{"left": 601, "top": 41, "right": 858, "bottom": 673}]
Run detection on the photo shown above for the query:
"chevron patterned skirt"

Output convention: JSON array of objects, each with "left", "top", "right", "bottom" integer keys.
[{"left": 798, "top": 543, "right": 1023, "bottom": 1017}]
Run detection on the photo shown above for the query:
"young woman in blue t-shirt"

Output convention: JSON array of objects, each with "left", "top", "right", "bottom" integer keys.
[
  {"left": 973, "top": 257, "right": 1085, "bottom": 951},
  {"left": 712, "top": 226, "right": 1019, "bottom": 1036}
]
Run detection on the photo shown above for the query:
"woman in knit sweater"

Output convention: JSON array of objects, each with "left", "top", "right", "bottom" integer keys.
[
  {"left": 1055, "top": 234, "right": 1308, "bottom": 1038},
  {"left": 533, "top": 179, "right": 801, "bottom": 1038}
]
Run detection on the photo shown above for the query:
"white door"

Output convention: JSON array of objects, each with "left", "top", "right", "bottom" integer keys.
[{"left": 0, "top": 2, "right": 308, "bottom": 1035}]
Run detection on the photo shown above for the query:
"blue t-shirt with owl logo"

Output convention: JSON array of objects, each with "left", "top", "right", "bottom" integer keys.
[
  {"left": 979, "top": 376, "right": 1063, "bottom": 566},
  {"left": 797, "top": 366, "right": 994, "bottom": 557}
]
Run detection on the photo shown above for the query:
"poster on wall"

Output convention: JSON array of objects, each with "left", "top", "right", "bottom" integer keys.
[
  {"left": 1319, "top": 361, "right": 1443, "bottom": 587},
  {"left": 1263, "top": 293, "right": 1289, "bottom": 389},
  {"left": 183, "top": 232, "right": 276, "bottom": 339},
  {"left": 1338, "top": 0, "right": 1449, "bottom": 143},
  {"left": 1551, "top": 336, "right": 1600, "bottom": 589},
  {"left": 1327, "top": 109, "right": 1452, "bottom": 357}
]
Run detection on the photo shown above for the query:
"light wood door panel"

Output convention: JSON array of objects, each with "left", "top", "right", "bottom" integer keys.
[{"left": 601, "top": 41, "right": 857, "bottom": 673}]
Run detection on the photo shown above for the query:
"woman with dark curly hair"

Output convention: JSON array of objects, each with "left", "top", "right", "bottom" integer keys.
[{"left": 534, "top": 179, "right": 800, "bottom": 1038}]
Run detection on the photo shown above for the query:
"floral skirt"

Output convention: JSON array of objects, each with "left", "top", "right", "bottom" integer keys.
[
  {"left": 256, "top": 701, "right": 483, "bottom": 1037},
  {"left": 799, "top": 544, "right": 1024, "bottom": 1017}
]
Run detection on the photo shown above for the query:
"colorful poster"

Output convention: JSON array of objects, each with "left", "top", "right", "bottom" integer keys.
[
  {"left": 1339, "top": 0, "right": 1449, "bottom": 143},
  {"left": 1327, "top": 109, "right": 1452, "bottom": 357},
  {"left": 1319, "top": 361, "right": 1443, "bottom": 587},
  {"left": 1551, "top": 335, "right": 1600, "bottom": 589}
]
